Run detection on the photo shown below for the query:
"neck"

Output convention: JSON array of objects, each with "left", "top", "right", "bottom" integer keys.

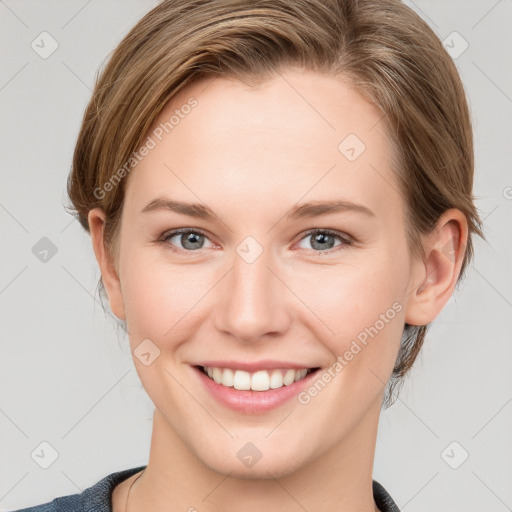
[{"left": 129, "top": 399, "right": 383, "bottom": 512}]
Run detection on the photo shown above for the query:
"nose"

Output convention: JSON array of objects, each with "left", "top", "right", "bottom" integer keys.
[{"left": 212, "top": 245, "right": 291, "bottom": 344}]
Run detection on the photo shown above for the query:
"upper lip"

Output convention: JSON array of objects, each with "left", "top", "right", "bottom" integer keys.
[{"left": 193, "top": 360, "right": 319, "bottom": 372}]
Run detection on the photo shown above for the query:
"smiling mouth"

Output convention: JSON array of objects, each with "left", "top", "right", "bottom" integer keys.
[{"left": 195, "top": 365, "right": 321, "bottom": 392}]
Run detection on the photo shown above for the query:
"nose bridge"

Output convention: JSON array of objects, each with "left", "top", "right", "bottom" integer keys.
[{"left": 214, "top": 238, "right": 290, "bottom": 342}]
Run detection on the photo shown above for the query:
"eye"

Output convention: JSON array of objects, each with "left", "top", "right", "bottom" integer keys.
[
  {"left": 158, "top": 228, "right": 352, "bottom": 255},
  {"left": 295, "top": 229, "right": 352, "bottom": 254},
  {"left": 159, "top": 228, "right": 214, "bottom": 254}
]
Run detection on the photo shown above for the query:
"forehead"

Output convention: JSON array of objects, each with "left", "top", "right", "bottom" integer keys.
[{"left": 124, "top": 69, "right": 402, "bottom": 223}]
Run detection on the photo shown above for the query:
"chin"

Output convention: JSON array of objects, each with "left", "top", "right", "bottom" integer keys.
[{"left": 200, "top": 443, "right": 308, "bottom": 480}]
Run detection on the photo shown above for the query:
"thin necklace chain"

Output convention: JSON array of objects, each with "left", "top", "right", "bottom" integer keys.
[{"left": 125, "top": 468, "right": 145, "bottom": 512}]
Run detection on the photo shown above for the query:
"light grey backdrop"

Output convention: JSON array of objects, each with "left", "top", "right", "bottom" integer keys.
[{"left": 1, "top": 1, "right": 511, "bottom": 510}]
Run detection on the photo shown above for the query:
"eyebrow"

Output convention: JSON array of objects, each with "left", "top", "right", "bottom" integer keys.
[{"left": 140, "top": 197, "right": 375, "bottom": 219}]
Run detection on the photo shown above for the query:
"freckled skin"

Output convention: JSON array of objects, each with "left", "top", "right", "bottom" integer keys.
[{"left": 90, "top": 67, "right": 467, "bottom": 512}]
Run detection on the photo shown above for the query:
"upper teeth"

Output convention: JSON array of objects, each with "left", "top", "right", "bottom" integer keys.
[{"left": 204, "top": 366, "right": 310, "bottom": 391}]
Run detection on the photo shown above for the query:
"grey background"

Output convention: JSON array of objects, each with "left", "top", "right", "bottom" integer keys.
[{"left": 1, "top": 1, "right": 511, "bottom": 510}]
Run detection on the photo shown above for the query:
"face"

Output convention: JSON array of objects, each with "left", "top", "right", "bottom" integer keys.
[{"left": 91, "top": 68, "right": 443, "bottom": 479}]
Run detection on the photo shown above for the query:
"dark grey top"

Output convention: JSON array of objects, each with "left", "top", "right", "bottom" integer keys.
[{"left": 11, "top": 465, "right": 401, "bottom": 511}]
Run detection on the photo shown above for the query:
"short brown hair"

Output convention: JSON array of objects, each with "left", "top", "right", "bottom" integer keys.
[{"left": 66, "top": 0, "right": 485, "bottom": 408}]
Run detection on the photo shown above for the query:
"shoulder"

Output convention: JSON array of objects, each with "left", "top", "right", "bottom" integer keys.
[
  {"left": 373, "top": 479, "right": 401, "bottom": 512},
  {"left": 10, "top": 465, "right": 147, "bottom": 512}
]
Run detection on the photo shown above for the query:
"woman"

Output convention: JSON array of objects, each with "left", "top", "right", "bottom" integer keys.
[{"left": 14, "top": 0, "right": 484, "bottom": 510}]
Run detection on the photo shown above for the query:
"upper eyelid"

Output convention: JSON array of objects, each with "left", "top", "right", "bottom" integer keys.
[{"left": 162, "top": 227, "right": 215, "bottom": 244}]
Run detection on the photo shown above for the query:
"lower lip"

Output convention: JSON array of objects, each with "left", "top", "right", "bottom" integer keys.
[{"left": 192, "top": 366, "right": 320, "bottom": 414}]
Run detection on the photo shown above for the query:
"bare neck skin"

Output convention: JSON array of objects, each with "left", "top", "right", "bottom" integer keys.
[{"left": 113, "top": 395, "right": 383, "bottom": 512}]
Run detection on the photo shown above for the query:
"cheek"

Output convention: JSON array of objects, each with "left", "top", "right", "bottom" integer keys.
[
  {"left": 297, "top": 260, "right": 404, "bottom": 336},
  {"left": 120, "top": 237, "right": 408, "bottom": 364},
  {"left": 293, "top": 251, "right": 407, "bottom": 378},
  {"left": 120, "top": 251, "right": 170, "bottom": 333},
  {"left": 120, "top": 249, "right": 211, "bottom": 341}
]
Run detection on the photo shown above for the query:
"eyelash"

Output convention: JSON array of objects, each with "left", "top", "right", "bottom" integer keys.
[{"left": 157, "top": 227, "right": 353, "bottom": 256}]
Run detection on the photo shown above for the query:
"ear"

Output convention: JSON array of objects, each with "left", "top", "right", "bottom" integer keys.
[
  {"left": 88, "top": 208, "right": 126, "bottom": 321},
  {"left": 405, "top": 208, "right": 468, "bottom": 326}
]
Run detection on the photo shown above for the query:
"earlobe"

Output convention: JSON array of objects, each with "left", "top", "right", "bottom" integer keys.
[
  {"left": 405, "top": 209, "right": 468, "bottom": 326},
  {"left": 88, "top": 208, "right": 126, "bottom": 321}
]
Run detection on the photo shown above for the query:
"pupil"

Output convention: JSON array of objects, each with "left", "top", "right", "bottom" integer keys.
[
  {"left": 183, "top": 233, "right": 202, "bottom": 249},
  {"left": 313, "top": 233, "right": 334, "bottom": 250}
]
